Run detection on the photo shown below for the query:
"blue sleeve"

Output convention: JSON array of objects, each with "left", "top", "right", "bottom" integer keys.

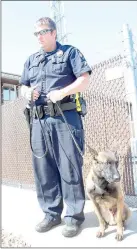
[
  {"left": 69, "top": 47, "right": 92, "bottom": 78},
  {"left": 19, "top": 57, "right": 30, "bottom": 86}
]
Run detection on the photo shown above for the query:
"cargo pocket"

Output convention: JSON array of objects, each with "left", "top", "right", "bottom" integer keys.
[{"left": 72, "top": 128, "right": 85, "bottom": 155}]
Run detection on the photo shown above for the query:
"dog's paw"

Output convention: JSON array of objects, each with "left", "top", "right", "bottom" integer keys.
[
  {"left": 115, "top": 233, "right": 123, "bottom": 241},
  {"left": 96, "top": 230, "right": 105, "bottom": 238},
  {"left": 96, "top": 220, "right": 107, "bottom": 238}
]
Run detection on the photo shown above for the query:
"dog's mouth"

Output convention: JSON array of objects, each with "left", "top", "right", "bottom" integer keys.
[
  {"left": 107, "top": 177, "right": 120, "bottom": 184},
  {"left": 114, "top": 178, "right": 120, "bottom": 182}
]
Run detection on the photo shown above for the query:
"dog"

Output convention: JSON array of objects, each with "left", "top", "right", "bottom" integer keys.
[{"left": 86, "top": 146, "right": 131, "bottom": 241}]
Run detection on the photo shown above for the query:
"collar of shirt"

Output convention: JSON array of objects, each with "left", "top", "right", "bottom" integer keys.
[{"left": 39, "top": 41, "right": 62, "bottom": 58}]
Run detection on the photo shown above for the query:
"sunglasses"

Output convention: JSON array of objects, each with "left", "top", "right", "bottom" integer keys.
[{"left": 34, "top": 29, "right": 53, "bottom": 37}]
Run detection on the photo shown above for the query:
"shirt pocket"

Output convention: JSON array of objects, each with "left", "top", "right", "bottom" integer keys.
[{"left": 52, "top": 58, "right": 68, "bottom": 74}]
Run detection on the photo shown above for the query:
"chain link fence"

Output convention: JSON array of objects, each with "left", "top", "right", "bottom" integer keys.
[{"left": 2, "top": 54, "right": 137, "bottom": 207}]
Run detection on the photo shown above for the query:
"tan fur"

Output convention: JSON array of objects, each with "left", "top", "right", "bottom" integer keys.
[{"left": 86, "top": 147, "right": 131, "bottom": 241}]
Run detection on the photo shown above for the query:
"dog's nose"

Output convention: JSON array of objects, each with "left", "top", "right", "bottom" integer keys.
[{"left": 113, "top": 174, "right": 120, "bottom": 182}]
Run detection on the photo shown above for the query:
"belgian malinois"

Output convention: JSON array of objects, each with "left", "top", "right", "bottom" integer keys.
[{"left": 86, "top": 146, "right": 131, "bottom": 241}]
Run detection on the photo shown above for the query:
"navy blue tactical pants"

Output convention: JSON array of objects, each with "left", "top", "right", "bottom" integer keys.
[{"left": 31, "top": 110, "right": 85, "bottom": 226}]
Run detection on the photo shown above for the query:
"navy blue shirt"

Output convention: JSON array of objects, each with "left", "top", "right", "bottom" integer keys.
[{"left": 20, "top": 42, "right": 92, "bottom": 105}]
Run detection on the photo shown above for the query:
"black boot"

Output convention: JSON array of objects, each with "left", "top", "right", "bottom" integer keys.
[
  {"left": 35, "top": 218, "right": 61, "bottom": 233},
  {"left": 62, "top": 224, "right": 80, "bottom": 237}
]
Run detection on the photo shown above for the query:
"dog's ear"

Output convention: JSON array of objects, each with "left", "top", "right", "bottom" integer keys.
[
  {"left": 106, "top": 141, "right": 119, "bottom": 155},
  {"left": 106, "top": 148, "right": 118, "bottom": 159},
  {"left": 87, "top": 145, "right": 98, "bottom": 159}
]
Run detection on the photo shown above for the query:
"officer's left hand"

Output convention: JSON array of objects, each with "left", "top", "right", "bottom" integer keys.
[{"left": 47, "top": 89, "right": 66, "bottom": 103}]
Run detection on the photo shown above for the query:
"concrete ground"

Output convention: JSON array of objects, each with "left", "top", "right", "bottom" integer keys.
[{"left": 2, "top": 185, "right": 137, "bottom": 247}]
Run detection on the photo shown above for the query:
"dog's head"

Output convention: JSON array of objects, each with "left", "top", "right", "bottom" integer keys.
[{"left": 88, "top": 146, "right": 120, "bottom": 184}]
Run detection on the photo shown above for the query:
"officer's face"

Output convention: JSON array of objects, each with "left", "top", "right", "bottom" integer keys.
[{"left": 34, "top": 25, "right": 56, "bottom": 50}]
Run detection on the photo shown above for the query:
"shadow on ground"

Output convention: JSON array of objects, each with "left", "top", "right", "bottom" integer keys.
[{"left": 78, "top": 210, "right": 137, "bottom": 239}]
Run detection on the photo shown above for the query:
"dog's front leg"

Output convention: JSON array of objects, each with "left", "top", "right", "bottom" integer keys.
[
  {"left": 115, "top": 198, "right": 124, "bottom": 241},
  {"left": 92, "top": 200, "right": 107, "bottom": 238}
]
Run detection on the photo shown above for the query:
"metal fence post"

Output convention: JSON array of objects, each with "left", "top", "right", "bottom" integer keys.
[{"left": 122, "top": 23, "right": 137, "bottom": 194}]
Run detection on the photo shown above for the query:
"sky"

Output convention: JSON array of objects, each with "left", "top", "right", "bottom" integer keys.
[{"left": 2, "top": 1, "right": 137, "bottom": 75}]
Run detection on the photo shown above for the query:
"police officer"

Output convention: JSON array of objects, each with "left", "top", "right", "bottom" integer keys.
[{"left": 20, "top": 17, "right": 91, "bottom": 237}]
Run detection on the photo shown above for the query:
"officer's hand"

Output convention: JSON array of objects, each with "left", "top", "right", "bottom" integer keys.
[
  {"left": 47, "top": 89, "right": 66, "bottom": 103},
  {"left": 33, "top": 90, "right": 40, "bottom": 101},
  {"left": 21, "top": 84, "right": 40, "bottom": 101},
  {"left": 25, "top": 87, "right": 40, "bottom": 101}
]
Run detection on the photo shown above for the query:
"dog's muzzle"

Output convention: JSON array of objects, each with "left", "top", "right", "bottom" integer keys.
[{"left": 107, "top": 175, "right": 120, "bottom": 183}]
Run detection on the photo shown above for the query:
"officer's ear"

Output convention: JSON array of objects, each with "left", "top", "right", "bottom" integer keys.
[{"left": 51, "top": 29, "right": 57, "bottom": 40}]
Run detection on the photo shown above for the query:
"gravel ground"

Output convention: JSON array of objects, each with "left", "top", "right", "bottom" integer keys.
[{"left": 1, "top": 229, "right": 31, "bottom": 247}]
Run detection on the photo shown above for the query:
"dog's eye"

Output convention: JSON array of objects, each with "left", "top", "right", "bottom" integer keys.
[
  {"left": 108, "top": 162, "right": 111, "bottom": 165},
  {"left": 115, "top": 161, "right": 119, "bottom": 167}
]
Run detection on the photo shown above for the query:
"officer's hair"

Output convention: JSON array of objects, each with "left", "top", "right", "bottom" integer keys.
[{"left": 35, "top": 17, "right": 56, "bottom": 31}]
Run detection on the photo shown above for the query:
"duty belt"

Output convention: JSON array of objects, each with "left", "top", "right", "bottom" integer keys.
[{"left": 32, "top": 101, "right": 77, "bottom": 118}]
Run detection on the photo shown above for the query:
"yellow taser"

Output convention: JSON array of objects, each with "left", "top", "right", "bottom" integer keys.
[{"left": 75, "top": 93, "right": 82, "bottom": 112}]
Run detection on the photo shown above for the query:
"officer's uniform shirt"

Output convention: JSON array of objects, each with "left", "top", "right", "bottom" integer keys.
[{"left": 20, "top": 42, "right": 92, "bottom": 105}]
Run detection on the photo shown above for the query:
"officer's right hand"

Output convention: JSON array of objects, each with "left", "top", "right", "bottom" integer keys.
[
  {"left": 33, "top": 89, "right": 40, "bottom": 101},
  {"left": 21, "top": 84, "right": 40, "bottom": 101}
]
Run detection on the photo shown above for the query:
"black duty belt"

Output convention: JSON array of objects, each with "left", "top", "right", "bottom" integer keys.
[{"left": 32, "top": 101, "right": 77, "bottom": 118}]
